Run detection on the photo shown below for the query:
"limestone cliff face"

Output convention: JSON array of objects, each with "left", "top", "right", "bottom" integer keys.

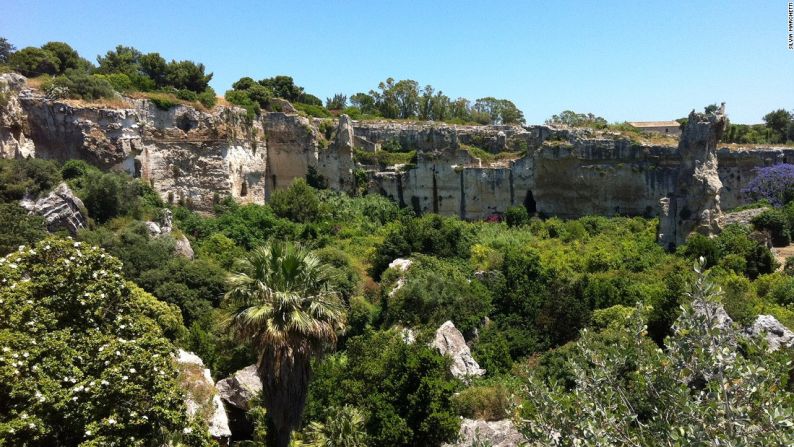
[{"left": 2, "top": 73, "right": 793, "bottom": 226}]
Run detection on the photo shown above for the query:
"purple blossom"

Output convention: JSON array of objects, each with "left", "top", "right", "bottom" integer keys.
[{"left": 741, "top": 163, "right": 794, "bottom": 207}]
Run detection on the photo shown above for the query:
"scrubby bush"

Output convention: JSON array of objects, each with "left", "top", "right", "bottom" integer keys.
[
  {"left": 505, "top": 205, "right": 529, "bottom": 227},
  {"left": 0, "top": 158, "right": 61, "bottom": 202},
  {"left": 452, "top": 381, "right": 514, "bottom": 421},
  {"left": 382, "top": 256, "right": 491, "bottom": 335},
  {"left": 752, "top": 208, "right": 790, "bottom": 246},
  {"left": 269, "top": 178, "right": 325, "bottom": 223},
  {"left": 370, "top": 214, "right": 474, "bottom": 279},
  {"left": 46, "top": 70, "right": 116, "bottom": 100},
  {"left": 0, "top": 203, "right": 47, "bottom": 255}
]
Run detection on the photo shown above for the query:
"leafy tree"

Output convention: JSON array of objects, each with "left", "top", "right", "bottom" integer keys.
[
  {"left": 304, "top": 405, "right": 368, "bottom": 447},
  {"left": 225, "top": 242, "right": 346, "bottom": 447},
  {"left": 0, "top": 203, "right": 47, "bottom": 255},
  {"left": 139, "top": 52, "right": 168, "bottom": 88},
  {"left": 473, "top": 97, "right": 525, "bottom": 125},
  {"left": 325, "top": 93, "right": 347, "bottom": 110},
  {"left": 763, "top": 109, "right": 793, "bottom": 143},
  {"left": 350, "top": 92, "right": 377, "bottom": 115},
  {"left": 165, "top": 60, "right": 212, "bottom": 92},
  {"left": 545, "top": 110, "right": 607, "bottom": 128},
  {"left": 8, "top": 47, "right": 60, "bottom": 77},
  {"left": 40, "top": 41, "right": 88, "bottom": 74},
  {"left": 752, "top": 208, "right": 790, "bottom": 246},
  {"left": 259, "top": 75, "right": 306, "bottom": 103},
  {"left": 0, "top": 37, "right": 15, "bottom": 63},
  {"left": 0, "top": 237, "right": 197, "bottom": 446},
  {"left": 96, "top": 45, "right": 142, "bottom": 77}
]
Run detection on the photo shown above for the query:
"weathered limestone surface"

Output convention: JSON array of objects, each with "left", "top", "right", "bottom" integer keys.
[
  {"left": 658, "top": 107, "right": 727, "bottom": 248},
  {"left": 431, "top": 321, "right": 485, "bottom": 379},
  {"left": 175, "top": 349, "right": 232, "bottom": 442},
  {"left": 20, "top": 182, "right": 87, "bottom": 235},
  {"left": 745, "top": 315, "right": 794, "bottom": 351},
  {"left": 215, "top": 364, "right": 262, "bottom": 411},
  {"left": 442, "top": 419, "right": 524, "bottom": 447},
  {"left": 3, "top": 73, "right": 794, "bottom": 224}
]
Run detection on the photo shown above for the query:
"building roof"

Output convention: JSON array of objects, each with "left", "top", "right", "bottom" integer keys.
[{"left": 628, "top": 121, "right": 680, "bottom": 128}]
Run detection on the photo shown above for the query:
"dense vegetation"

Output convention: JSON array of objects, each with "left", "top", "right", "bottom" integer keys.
[{"left": 1, "top": 154, "right": 793, "bottom": 446}]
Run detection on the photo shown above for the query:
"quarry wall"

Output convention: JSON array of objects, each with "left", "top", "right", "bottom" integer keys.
[{"left": 2, "top": 73, "right": 792, "bottom": 219}]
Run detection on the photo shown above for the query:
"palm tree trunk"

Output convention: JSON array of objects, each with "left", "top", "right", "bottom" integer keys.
[{"left": 259, "top": 347, "right": 313, "bottom": 447}]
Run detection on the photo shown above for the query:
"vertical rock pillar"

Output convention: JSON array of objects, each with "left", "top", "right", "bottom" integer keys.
[{"left": 658, "top": 104, "right": 727, "bottom": 249}]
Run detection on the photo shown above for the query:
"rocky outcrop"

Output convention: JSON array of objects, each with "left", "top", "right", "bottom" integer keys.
[
  {"left": 442, "top": 419, "right": 524, "bottom": 447},
  {"left": 216, "top": 364, "right": 263, "bottom": 441},
  {"left": 745, "top": 315, "right": 794, "bottom": 351},
  {"left": 175, "top": 349, "right": 232, "bottom": 443},
  {"left": 216, "top": 364, "right": 262, "bottom": 411},
  {"left": 20, "top": 182, "right": 86, "bottom": 235},
  {"left": 658, "top": 106, "right": 727, "bottom": 248},
  {"left": 144, "top": 209, "right": 193, "bottom": 259},
  {"left": 431, "top": 321, "right": 485, "bottom": 379},
  {"left": 720, "top": 207, "right": 768, "bottom": 227}
]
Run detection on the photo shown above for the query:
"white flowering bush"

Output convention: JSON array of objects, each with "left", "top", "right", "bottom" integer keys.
[
  {"left": 0, "top": 237, "right": 209, "bottom": 446},
  {"left": 519, "top": 259, "right": 794, "bottom": 446}
]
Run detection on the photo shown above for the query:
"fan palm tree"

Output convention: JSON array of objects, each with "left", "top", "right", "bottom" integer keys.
[
  {"left": 305, "top": 405, "right": 368, "bottom": 447},
  {"left": 225, "top": 241, "right": 346, "bottom": 447}
]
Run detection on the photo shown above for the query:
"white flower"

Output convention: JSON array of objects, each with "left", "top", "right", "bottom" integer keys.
[
  {"left": 104, "top": 360, "right": 110, "bottom": 366},
  {"left": 115, "top": 350, "right": 121, "bottom": 356},
  {"left": 74, "top": 242, "right": 81, "bottom": 247},
  {"left": 107, "top": 418, "right": 116, "bottom": 425},
  {"left": 44, "top": 245, "right": 50, "bottom": 250},
  {"left": 142, "top": 415, "right": 148, "bottom": 420},
  {"left": 101, "top": 380, "right": 109, "bottom": 386},
  {"left": 21, "top": 413, "right": 28, "bottom": 419},
  {"left": 18, "top": 245, "right": 24, "bottom": 252},
  {"left": 121, "top": 375, "right": 128, "bottom": 381},
  {"left": 1, "top": 347, "right": 8, "bottom": 352},
  {"left": 183, "top": 427, "right": 193, "bottom": 434},
  {"left": 129, "top": 368, "right": 136, "bottom": 374},
  {"left": 28, "top": 423, "right": 35, "bottom": 429},
  {"left": 9, "top": 263, "right": 17, "bottom": 269},
  {"left": 22, "top": 352, "right": 29, "bottom": 358},
  {"left": 85, "top": 430, "right": 92, "bottom": 436},
  {"left": 72, "top": 396, "right": 78, "bottom": 401}
]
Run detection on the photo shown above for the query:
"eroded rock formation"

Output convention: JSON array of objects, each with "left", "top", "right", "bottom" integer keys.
[
  {"left": 658, "top": 106, "right": 727, "bottom": 249},
  {"left": 745, "top": 315, "right": 794, "bottom": 351},
  {"left": 431, "top": 321, "right": 485, "bottom": 379},
  {"left": 175, "top": 349, "right": 232, "bottom": 443},
  {"left": 442, "top": 419, "right": 524, "bottom": 447},
  {"left": 20, "top": 182, "right": 87, "bottom": 235}
]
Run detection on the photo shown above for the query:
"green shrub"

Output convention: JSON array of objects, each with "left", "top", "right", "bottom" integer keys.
[
  {"left": 225, "top": 89, "right": 260, "bottom": 119},
  {"left": 452, "top": 382, "right": 513, "bottom": 421},
  {"left": 94, "top": 73, "right": 134, "bottom": 92},
  {"left": 148, "top": 93, "right": 179, "bottom": 110},
  {"left": 505, "top": 205, "right": 529, "bottom": 227},
  {"left": 0, "top": 158, "right": 61, "bottom": 202},
  {"left": 293, "top": 102, "right": 332, "bottom": 118},
  {"left": 471, "top": 324, "right": 513, "bottom": 375},
  {"left": 383, "top": 256, "right": 491, "bottom": 335},
  {"left": 197, "top": 87, "right": 216, "bottom": 108},
  {"left": 48, "top": 70, "right": 116, "bottom": 100},
  {"left": 269, "top": 178, "right": 324, "bottom": 223},
  {"left": 370, "top": 214, "right": 475, "bottom": 279},
  {"left": 0, "top": 203, "right": 47, "bottom": 255},
  {"left": 176, "top": 89, "right": 198, "bottom": 101},
  {"left": 752, "top": 209, "right": 790, "bottom": 246}
]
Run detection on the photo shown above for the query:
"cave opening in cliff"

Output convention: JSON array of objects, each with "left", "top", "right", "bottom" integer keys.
[
  {"left": 240, "top": 181, "right": 248, "bottom": 197},
  {"left": 524, "top": 190, "right": 537, "bottom": 214}
]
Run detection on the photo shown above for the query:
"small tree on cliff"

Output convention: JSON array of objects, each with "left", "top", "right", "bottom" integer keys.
[{"left": 225, "top": 241, "right": 346, "bottom": 447}]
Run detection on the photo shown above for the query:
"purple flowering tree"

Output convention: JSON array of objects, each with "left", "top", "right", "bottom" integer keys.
[{"left": 741, "top": 163, "right": 794, "bottom": 207}]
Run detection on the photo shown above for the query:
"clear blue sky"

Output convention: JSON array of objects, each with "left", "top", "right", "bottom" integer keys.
[{"left": 2, "top": 0, "right": 792, "bottom": 124}]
